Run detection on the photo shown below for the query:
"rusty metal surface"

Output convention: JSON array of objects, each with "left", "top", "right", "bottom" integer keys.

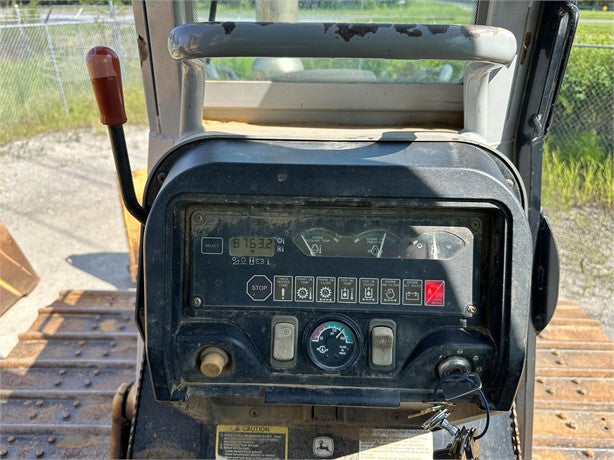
[
  {"left": 533, "top": 301, "right": 614, "bottom": 460},
  {"left": 0, "top": 290, "right": 137, "bottom": 459}
]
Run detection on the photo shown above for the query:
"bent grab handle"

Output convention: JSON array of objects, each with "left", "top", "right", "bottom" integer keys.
[
  {"left": 168, "top": 22, "right": 517, "bottom": 65},
  {"left": 86, "top": 46, "right": 147, "bottom": 224}
]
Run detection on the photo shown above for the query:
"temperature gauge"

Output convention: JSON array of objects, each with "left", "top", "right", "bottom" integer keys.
[{"left": 306, "top": 318, "right": 360, "bottom": 371}]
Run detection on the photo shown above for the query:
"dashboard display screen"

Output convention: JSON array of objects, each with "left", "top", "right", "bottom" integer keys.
[{"left": 229, "top": 237, "right": 275, "bottom": 257}]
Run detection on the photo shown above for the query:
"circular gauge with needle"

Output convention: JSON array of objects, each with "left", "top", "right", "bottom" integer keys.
[
  {"left": 305, "top": 318, "right": 360, "bottom": 371},
  {"left": 352, "top": 230, "right": 400, "bottom": 258},
  {"left": 292, "top": 228, "right": 340, "bottom": 257}
]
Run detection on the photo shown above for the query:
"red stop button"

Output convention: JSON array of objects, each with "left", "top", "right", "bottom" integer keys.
[{"left": 425, "top": 280, "right": 445, "bottom": 306}]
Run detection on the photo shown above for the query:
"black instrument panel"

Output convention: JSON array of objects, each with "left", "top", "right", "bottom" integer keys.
[{"left": 188, "top": 205, "right": 482, "bottom": 315}]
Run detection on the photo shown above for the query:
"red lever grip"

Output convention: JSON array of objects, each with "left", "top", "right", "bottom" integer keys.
[{"left": 86, "top": 46, "right": 127, "bottom": 126}]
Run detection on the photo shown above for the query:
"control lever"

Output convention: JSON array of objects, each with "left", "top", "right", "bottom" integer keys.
[
  {"left": 86, "top": 46, "right": 147, "bottom": 224},
  {"left": 422, "top": 408, "right": 478, "bottom": 459}
]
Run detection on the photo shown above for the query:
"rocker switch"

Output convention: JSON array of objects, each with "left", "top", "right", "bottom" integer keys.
[
  {"left": 273, "top": 322, "right": 296, "bottom": 361},
  {"left": 371, "top": 326, "right": 394, "bottom": 367}
]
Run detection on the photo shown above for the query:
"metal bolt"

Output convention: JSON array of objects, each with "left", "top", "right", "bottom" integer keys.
[
  {"left": 75, "top": 350, "right": 82, "bottom": 357},
  {"left": 54, "top": 379, "right": 62, "bottom": 386},
  {"left": 7, "top": 436, "right": 15, "bottom": 444},
  {"left": 472, "top": 355, "right": 479, "bottom": 362},
  {"left": 249, "top": 409, "right": 258, "bottom": 417},
  {"left": 505, "top": 178, "right": 515, "bottom": 188},
  {"left": 47, "top": 436, "right": 56, "bottom": 444},
  {"left": 476, "top": 366, "right": 483, "bottom": 372},
  {"left": 555, "top": 359, "right": 564, "bottom": 365},
  {"left": 192, "top": 296, "right": 203, "bottom": 307},
  {"left": 193, "top": 213, "right": 204, "bottom": 224},
  {"left": 35, "top": 400, "right": 44, "bottom": 407},
  {"left": 110, "top": 341, "right": 117, "bottom": 348},
  {"left": 465, "top": 304, "right": 477, "bottom": 315},
  {"left": 102, "top": 350, "right": 109, "bottom": 357},
  {"left": 78, "top": 340, "right": 86, "bottom": 346},
  {"left": 84, "top": 379, "right": 92, "bottom": 387},
  {"left": 556, "top": 412, "right": 567, "bottom": 420},
  {"left": 29, "top": 412, "right": 38, "bottom": 419},
  {"left": 118, "top": 324, "right": 125, "bottom": 330},
  {"left": 456, "top": 348, "right": 463, "bottom": 355},
  {"left": 62, "top": 411, "right": 70, "bottom": 420},
  {"left": 470, "top": 220, "right": 480, "bottom": 231},
  {"left": 572, "top": 378, "right": 580, "bottom": 384},
  {"left": 58, "top": 369, "right": 66, "bottom": 375},
  {"left": 582, "top": 449, "right": 595, "bottom": 458},
  {"left": 536, "top": 377, "right": 544, "bottom": 384},
  {"left": 93, "top": 369, "right": 100, "bottom": 376},
  {"left": 36, "top": 449, "right": 44, "bottom": 458},
  {"left": 577, "top": 388, "right": 587, "bottom": 395},
  {"left": 565, "top": 421, "right": 578, "bottom": 430},
  {"left": 72, "top": 401, "right": 80, "bottom": 408},
  {"left": 546, "top": 388, "right": 555, "bottom": 394},
  {"left": 0, "top": 447, "right": 7, "bottom": 457},
  {"left": 551, "top": 350, "right": 560, "bottom": 356},
  {"left": 157, "top": 172, "right": 167, "bottom": 184}
]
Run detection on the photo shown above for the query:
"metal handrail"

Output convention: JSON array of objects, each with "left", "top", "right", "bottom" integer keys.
[{"left": 168, "top": 22, "right": 517, "bottom": 65}]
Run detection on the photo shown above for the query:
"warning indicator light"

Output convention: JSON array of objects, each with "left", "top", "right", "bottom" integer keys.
[{"left": 425, "top": 280, "right": 445, "bottom": 306}]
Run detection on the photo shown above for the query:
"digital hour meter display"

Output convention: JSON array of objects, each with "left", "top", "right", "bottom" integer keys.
[{"left": 229, "top": 237, "right": 275, "bottom": 257}]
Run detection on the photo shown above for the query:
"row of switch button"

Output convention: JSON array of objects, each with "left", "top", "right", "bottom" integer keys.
[
  {"left": 270, "top": 317, "right": 395, "bottom": 370},
  {"left": 271, "top": 276, "right": 444, "bottom": 306}
]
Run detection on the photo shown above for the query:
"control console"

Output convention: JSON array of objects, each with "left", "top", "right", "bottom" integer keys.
[{"left": 142, "top": 138, "right": 532, "bottom": 419}]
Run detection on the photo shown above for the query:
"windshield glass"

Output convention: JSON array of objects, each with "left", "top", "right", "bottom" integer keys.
[{"left": 194, "top": 0, "right": 477, "bottom": 83}]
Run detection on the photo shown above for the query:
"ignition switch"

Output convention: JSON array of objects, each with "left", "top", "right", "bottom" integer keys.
[
  {"left": 199, "top": 347, "right": 229, "bottom": 378},
  {"left": 437, "top": 356, "right": 472, "bottom": 378}
]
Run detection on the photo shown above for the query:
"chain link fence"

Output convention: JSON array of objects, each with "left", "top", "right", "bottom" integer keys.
[
  {"left": 0, "top": 3, "right": 140, "bottom": 141},
  {"left": 549, "top": 43, "right": 614, "bottom": 159}
]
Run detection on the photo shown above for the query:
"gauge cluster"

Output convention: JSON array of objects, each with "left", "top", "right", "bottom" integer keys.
[
  {"left": 294, "top": 228, "right": 465, "bottom": 260},
  {"left": 188, "top": 206, "right": 477, "bottom": 313}
]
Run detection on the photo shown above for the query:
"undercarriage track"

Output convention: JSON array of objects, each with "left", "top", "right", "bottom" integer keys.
[
  {"left": 0, "top": 291, "right": 137, "bottom": 459},
  {"left": 1, "top": 292, "right": 612, "bottom": 458}
]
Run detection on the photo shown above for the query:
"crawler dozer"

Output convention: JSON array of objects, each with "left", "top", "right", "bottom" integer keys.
[{"left": 3, "top": 1, "right": 614, "bottom": 459}]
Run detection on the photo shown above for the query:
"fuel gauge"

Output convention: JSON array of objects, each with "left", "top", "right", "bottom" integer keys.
[{"left": 404, "top": 231, "right": 465, "bottom": 260}]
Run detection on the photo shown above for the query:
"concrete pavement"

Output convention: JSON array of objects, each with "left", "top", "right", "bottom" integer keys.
[{"left": 0, "top": 126, "right": 147, "bottom": 358}]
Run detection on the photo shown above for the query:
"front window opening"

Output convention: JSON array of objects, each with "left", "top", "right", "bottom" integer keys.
[{"left": 194, "top": 0, "right": 478, "bottom": 84}]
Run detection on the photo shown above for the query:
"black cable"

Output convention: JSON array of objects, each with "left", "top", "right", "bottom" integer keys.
[{"left": 432, "top": 373, "right": 490, "bottom": 439}]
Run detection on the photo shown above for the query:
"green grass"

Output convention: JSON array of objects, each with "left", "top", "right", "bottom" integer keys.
[
  {"left": 542, "top": 134, "right": 613, "bottom": 209},
  {"left": 196, "top": 0, "right": 474, "bottom": 23},
  {"left": 574, "top": 20, "right": 614, "bottom": 44},
  {"left": 578, "top": 9, "right": 614, "bottom": 20},
  {"left": 0, "top": 58, "right": 147, "bottom": 146}
]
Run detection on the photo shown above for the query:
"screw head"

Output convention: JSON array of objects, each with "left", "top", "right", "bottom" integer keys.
[
  {"left": 35, "top": 449, "right": 44, "bottom": 458},
  {"left": 466, "top": 304, "right": 477, "bottom": 315},
  {"left": 193, "top": 213, "right": 204, "bottom": 224},
  {"left": 47, "top": 436, "right": 56, "bottom": 444},
  {"left": 192, "top": 296, "right": 203, "bottom": 307},
  {"left": 470, "top": 220, "right": 480, "bottom": 231}
]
